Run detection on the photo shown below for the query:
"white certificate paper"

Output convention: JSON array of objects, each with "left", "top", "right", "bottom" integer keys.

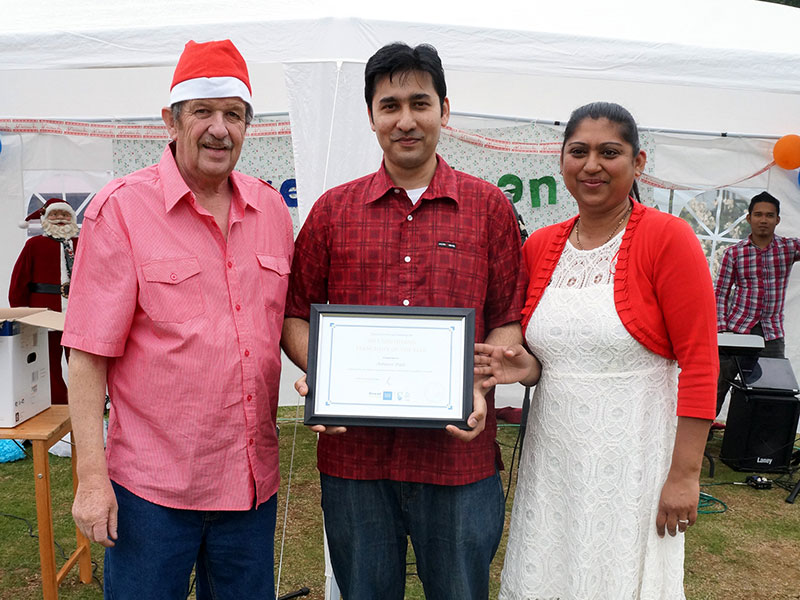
[{"left": 306, "top": 306, "right": 474, "bottom": 428}]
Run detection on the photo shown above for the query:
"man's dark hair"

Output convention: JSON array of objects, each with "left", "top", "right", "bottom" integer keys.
[
  {"left": 364, "top": 42, "right": 447, "bottom": 114},
  {"left": 748, "top": 191, "right": 780, "bottom": 216}
]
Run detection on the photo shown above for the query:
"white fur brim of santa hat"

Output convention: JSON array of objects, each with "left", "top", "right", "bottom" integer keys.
[
  {"left": 43, "top": 201, "right": 76, "bottom": 219},
  {"left": 170, "top": 76, "right": 252, "bottom": 107},
  {"left": 169, "top": 40, "right": 252, "bottom": 109}
]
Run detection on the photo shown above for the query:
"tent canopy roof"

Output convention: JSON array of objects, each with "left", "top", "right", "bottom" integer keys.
[
  {"left": 2, "top": 0, "right": 799, "bottom": 135},
  {"left": 6, "top": 0, "right": 800, "bottom": 56}
]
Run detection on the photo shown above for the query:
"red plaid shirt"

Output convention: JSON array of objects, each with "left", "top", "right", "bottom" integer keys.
[
  {"left": 715, "top": 234, "right": 800, "bottom": 340},
  {"left": 285, "top": 156, "right": 525, "bottom": 485}
]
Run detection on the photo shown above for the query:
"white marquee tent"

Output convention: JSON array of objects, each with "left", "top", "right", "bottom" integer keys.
[{"left": 2, "top": 0, "right": 800, "bottom": 405}]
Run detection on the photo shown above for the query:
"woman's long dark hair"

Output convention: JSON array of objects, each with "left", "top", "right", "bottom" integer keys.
[{"left": 561, "top": 102, "right": 642, "bottom": 202}]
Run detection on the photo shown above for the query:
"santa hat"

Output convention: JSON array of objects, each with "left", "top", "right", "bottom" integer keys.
[
  {"left": 19, "top": 198, "right": 76, "bottom": 229},
  {"left": 169, "top": 40, "right": 252, "bottom": 109}
]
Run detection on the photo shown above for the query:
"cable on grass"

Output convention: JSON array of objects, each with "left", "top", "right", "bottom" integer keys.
[
  {"left": 0, "top": 512, "right": 103, "bottom": 589},
  {"left": 504, "top": 426, "right": 522, "bottom": 502},
  {"left": 697, "top": 492, "right": 727, "bottom": 514}
]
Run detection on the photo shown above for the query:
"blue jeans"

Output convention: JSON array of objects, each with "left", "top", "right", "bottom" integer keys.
[
  {"left": 320, "top": 472, "right": 505, "bottom": 600},
  {"left": 104, "top": 481, "right": 276, "bottom": 600}
]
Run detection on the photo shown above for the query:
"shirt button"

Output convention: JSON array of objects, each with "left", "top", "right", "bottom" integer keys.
[
  {"left": 247, "top": 395, "right": 252, "bottom": 402},
  {"left": 402, "top": 299, "right": 410, "bottom": 306},
  {"left": 244, "top": 349, "right": 250, "bottom": 357},
  {"left": 249, "top": 438, "right": 254, "bottom": 446},
  {"left": 170, "top": 273, "right": 177, "bottom": 281},
  {"left": 235, "top": 304, "right": 241, "bottom": 311},
  {"left": 407, "top": 215, "right": 413, "bottom": 221},
  {"left": 227, "top": 261, "right": 233, "bottom": 268},
  {"left": 404, "top": 256, "right": 411, "bottom": 263},
  {"left": 394, "top": 188, "right": 400, "bottom": 194}
]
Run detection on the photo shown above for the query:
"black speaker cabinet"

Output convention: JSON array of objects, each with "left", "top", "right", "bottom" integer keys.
[{"left": 720, "top": 389, "right": 800, "bottom": 473}]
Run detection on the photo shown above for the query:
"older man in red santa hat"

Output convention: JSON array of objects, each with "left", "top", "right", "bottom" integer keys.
[
  {"left": 62, "top": 38, "right": 293, "bottom": 600},
  {"left": 9, "top": 198, "right": 79, "bottom": 405}
]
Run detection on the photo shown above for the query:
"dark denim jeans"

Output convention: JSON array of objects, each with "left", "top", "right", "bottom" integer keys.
[
  {"left": 104, "top": 481, "right": 276, "bottom": 600},
  {"left": 320, "top": 471, "right": 505, "bottom": 600}
]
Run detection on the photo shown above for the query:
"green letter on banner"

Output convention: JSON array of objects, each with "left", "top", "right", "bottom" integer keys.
[
  {"left": 497, "top": 174, "right": 523, "bottom": 203},
  {"left": 529, "top": 176, "right": 557, "bottom": 208}
]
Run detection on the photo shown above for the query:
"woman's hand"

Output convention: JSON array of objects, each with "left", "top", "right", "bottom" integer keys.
[
  {"left": 656, "top": 416, "right": 711, "bottom": 536},
  {"left": 656, "top": 473, "right": 699, "bottom": 537},
  {"left": 474, "top": 343, "right": 542, "bottom": 388}
]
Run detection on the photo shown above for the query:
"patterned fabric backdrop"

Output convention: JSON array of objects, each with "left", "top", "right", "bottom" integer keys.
[
  {"left": 439, "top": 123, "right": 655, "bottom": 236},
  {"left": 110, "top": 119, "right": 659, "bottom": 242},
  {"left": 112, "top": 117, "right": 300, "bottom": 236},
  {"left": 107, "top": 117, "right": 755, "bottom": 278}
]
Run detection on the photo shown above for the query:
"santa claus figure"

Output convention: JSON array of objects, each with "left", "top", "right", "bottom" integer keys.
[{"left": 9, "top": 198, "right": 80, "bottom": 404}]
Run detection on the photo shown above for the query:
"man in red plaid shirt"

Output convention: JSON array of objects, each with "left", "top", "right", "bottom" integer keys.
[
  {"left": 282, "top": 42, "right": 525, "bottom": 599},
  {"left": 715, "top": 191, "right": 800, "bottom": 414}
]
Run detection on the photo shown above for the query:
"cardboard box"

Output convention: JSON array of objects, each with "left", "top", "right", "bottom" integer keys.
[{"left": 0, "top": 308, "right": 65, "bottom": 428}]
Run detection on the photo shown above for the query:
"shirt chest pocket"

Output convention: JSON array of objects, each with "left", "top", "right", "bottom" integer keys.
[
  {"left": 257, "top": 253, "right": 290, "bottom": 314},
  {"left": 140, "top": 257, "right": 205, "bottom": 323},
  {"left": 434, "top": 238, "right": 489, "bottom": 301}
]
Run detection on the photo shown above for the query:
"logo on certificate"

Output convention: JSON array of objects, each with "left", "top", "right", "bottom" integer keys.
[{"left": 383, "top": 391, "right": 393, "bottom": 401}]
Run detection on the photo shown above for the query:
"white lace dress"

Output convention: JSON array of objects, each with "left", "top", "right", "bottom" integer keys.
[{"left": 499, "top": 232, "right": 686, "bottom": 600}]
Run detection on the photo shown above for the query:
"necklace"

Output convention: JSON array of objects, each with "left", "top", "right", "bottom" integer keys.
[{"left": 574, "top": 202, "right": 632, "bottom": 250}]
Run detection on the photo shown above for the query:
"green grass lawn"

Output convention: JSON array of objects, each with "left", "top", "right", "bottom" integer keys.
[{"left": 1, "top": 413, "right": 799, "bottom": 599}]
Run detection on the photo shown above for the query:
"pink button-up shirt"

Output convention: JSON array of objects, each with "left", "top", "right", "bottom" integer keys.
[{"left": 63, "top": 145, "right": 293, "bottom": 510}]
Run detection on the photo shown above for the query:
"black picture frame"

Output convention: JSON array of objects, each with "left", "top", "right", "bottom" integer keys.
[{"left": 304, "top": 304, "right": 475, "bottom": 429}]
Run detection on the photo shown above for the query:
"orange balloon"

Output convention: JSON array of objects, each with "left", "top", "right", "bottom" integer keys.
[{"left": 773, "top": 134, "right": 800, "bottom": 170}]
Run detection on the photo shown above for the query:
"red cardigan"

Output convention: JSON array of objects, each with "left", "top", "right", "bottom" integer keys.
[{"left": 521, "top": 202, "right": 718, "bottom": 419}]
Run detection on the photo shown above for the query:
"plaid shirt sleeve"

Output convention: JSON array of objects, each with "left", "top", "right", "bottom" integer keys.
[
  {"left": 714, "top": 246, "right": 736, "bottom": 331},
  {"left": 285, "top": 197, "right": 331, "bottom": 320},
  {"left": 484, "top": 188, "right": 526, "bottom": 333}
]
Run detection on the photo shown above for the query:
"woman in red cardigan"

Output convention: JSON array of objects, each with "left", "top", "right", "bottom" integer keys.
[{"left": 477, "top": 102, "right": 718, "bottom": 600}]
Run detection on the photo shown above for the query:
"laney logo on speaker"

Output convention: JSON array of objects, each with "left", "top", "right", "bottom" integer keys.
[{"left": 757, "top": 457, "right": 773, "bottom": 465}]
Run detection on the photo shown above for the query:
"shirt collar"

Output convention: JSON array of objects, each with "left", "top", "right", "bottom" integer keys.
[
  {"left": 746, "top": 234, "right": 778, "bottom": 249},
  {"left": 364, "top": 154, "right": 460, "bottom": 206},
  {"left": 157, "top": 143, "right": 260, "bottom": 215}
]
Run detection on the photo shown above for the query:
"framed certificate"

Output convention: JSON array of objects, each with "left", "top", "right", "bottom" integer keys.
[{"left": 304, "top": 304, "right": 475, "bottom": 429}]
